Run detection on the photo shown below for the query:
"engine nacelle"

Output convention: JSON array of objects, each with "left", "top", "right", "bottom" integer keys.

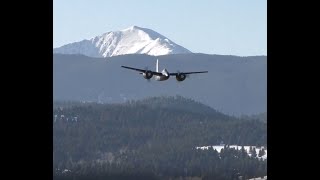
[
  {"left": 176, "top": 73, "right": 186, "bottom": 81},
  {"left": 143, "top": 71, "right": 153, "bottom": 79}
]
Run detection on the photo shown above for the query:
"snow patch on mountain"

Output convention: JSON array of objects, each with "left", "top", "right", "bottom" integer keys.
[{"left": 196, "top": 145, "right": 267, "bottom": 160}]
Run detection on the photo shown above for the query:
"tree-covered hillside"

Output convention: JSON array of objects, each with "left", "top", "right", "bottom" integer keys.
[{"left": 53, "top": 96, "right": 267, "bottom": 180}]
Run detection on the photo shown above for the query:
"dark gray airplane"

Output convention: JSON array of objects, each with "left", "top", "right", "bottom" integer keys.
[{"left": 121, "top": 59, "right": 208, "bottom": 82}]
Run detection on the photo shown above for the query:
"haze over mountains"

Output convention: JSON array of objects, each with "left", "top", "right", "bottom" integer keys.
[
  {"left": 53, "top": 26, "right": 191, "bottom": 57},
  {"left": 53, "top": 53, "right": 266, "bottom": 115}
]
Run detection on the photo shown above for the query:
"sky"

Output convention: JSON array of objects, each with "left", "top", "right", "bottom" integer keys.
[{"left": 53, "top": 0, "right": 266, "bottom": 56}]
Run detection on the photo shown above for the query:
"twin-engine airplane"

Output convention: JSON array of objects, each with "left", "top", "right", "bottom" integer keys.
[{"left": 121, "top": 59, "right": 208, "bottom": 82}]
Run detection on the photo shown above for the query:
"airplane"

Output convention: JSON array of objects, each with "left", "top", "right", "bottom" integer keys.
[{"left": 121, "top": 59, "right": 208, "bottom": 82}]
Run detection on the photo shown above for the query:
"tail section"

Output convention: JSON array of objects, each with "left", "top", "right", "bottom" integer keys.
[{"left": 156, "top": 59, "right": 159, "bottom": 72}]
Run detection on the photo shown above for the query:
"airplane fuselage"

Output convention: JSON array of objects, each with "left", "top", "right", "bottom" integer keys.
[{"left": 154, "top": 69, "right": 170, "bottom": 81}]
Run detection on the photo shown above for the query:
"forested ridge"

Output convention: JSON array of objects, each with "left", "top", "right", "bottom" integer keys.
[{"left": 53, "top": 96, "right": 267, "bottom": 180}]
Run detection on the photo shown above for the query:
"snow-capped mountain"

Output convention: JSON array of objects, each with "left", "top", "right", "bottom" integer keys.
[{"left": 53, "top": 26, "right": 192, "bottom": 57}]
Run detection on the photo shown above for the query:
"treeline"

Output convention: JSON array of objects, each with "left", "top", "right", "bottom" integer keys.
[{"left": 53, "top": 96, "right": 267, "bottom": 179}]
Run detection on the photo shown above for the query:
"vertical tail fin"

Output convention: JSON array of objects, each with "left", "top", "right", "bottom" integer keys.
[{"left": 156, "top": 59, "right": 159, "bottom": 72}]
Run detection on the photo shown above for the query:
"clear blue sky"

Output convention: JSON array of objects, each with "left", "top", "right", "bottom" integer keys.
[{"left": 53, "top": 0, "right": 266, "bottom": 56}]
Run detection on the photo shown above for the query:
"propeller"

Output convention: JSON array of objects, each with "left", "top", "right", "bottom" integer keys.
[
  {"left": 144, "top": 66, "right": 152, "bottom": 82},
  {"left": 176, "top": 71, "right": 182, "bottom": 83},
  {"left": 176, "top": 71, "right": 188, "bottom": 82},
  {"left": 178, "top": 71, "right": 190, "bottom": 79}
]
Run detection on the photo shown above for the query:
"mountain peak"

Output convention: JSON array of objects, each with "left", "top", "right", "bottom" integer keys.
[
  {"left": 122, "top": 25, "right": 141, "bottom": 31},
  {"left": 53, "top": 26, "right": 191, "bottom": 58}
]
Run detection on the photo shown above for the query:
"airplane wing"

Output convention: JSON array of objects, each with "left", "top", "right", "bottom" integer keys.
[
  {"left": 121, "top": 66, "right": 163, "bottom": 76},
  {"left": 169, "top": 71, "right": 208, "bottom": 76}
]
